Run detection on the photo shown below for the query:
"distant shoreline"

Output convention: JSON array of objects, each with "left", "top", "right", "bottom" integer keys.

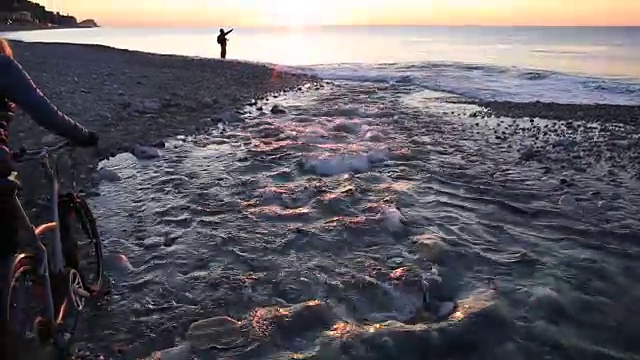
[{"left": 0, "top": 24, "right": 98, "bottom": 33}]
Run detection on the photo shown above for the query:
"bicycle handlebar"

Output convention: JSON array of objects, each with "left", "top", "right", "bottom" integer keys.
[{"left": 12, "top": 140, "right": 71, "bottom": 163}]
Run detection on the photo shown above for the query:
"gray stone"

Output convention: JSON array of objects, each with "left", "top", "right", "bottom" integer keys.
[
  {"left": 131, "top": 98, "right": 162, "bottom": 113},
  {"left": 270, "top": 104, "right": 287, "bottom": 114},
  {"left": 559, "top": 194, "right": 578, "bottom": 209},
  {"left": 217, "top": 111, "right": 243, "bottom": 123},
  {"left": 142, "top": 237, "right": 164, "bottom": 249},
  {"left": 42, "top": 134, "right": 63, "bottom": 146},
  {"left": 98, "top": 168, "right": 121, "bottom": 182},
  {"left": 519, "top": 145, "right": 537, "bottom": 161},
  {"left": 554, "top": 138, "right": 577, "bottom": 148},
  {"left": 142, "top": 99, "right": 161, "bottom": 112},
  {"left": 132, "top": 145, "right": 161, "bottom": 160},
  {"left": 200, "top": 97, "right": 217, "bottom": 107},
  {"left": 153, "top": 344, "right": 192, "bottom": 360},
  {"left": 152, "top": 140, "right": 166, "bottom": 148}
]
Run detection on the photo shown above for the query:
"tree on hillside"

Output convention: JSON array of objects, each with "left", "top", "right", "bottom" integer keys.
[
  {"left": 0, "top": 0, "right": 17, "bottom": 12},
  {"left": 0, "top": 0, "right": 78, "bottom": 25}
]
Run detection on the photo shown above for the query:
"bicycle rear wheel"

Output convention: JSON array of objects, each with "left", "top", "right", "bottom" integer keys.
[{"left": 58, "top": 193, "right": 105, "bottom": 295}]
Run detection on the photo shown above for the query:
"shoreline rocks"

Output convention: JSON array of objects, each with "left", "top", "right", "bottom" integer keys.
[
  {"left": 462, "top": 100, "right": 640, "bottom": 124},
  {"left": 452, "top": 98, "right": 640, "bottom": 180}
]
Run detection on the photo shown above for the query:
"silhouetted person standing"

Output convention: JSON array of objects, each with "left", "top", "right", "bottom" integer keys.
[{"left": 217, "top": 28, "right": 233, "bottom": 59}]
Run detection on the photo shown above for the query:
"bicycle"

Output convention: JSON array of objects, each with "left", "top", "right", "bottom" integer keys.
[{"left": 3, "top": 140, "right": 106, "bottom": 358}]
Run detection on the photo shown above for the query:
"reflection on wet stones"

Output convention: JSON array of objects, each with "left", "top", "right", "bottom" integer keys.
[
  {"left": 313, "top": 185, "right": 361, "bottom": 216},
  {"left": 308, "top": 290, "right": 506, "bottom": 360},
  {"left": 413, "top": 234, "right": 449, "bottom": 262},
  {"left": 247, "top": 205, "right": 312, "bottom": 221},
  {"left": 249, "top": 300, "right": 333, "bottom": 340},
  {"left": 82, "top": 81, "right": 640, "bottom": 359}
]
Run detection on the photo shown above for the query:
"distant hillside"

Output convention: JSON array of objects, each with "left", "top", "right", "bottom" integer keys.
[{"left": 0, "top": 0, "right": 98, "bottom": 27}]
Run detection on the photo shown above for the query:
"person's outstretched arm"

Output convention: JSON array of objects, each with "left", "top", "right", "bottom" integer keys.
[
  {"left": 0, "top": 55, "right": 94, "bottom": 145},
  {"left": 225, "top": 28, "right": 234, "bottom": 35}
]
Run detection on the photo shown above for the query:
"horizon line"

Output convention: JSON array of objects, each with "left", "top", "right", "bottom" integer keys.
[{"left": 99, "top": 24, "right": 640, "bottom": 28}]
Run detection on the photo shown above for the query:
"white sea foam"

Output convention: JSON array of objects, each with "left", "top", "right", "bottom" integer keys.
[
  {"left": 302, "top": 148, "right": 390, "bottom": 176},
  {"left": 286, "top": 62, "right": 640, "bottom": 105}
]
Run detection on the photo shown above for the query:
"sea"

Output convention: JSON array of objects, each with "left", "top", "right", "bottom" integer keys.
[
  {"left": 4, "top": 26, "right": 640, "bottom": 360},
  {"left": 5, "top": 26, "right": 640, "bottom": 105}
]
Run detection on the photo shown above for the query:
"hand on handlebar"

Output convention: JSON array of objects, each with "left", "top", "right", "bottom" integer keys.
[{"left": 8, "top": 130, "right": 99, "bottom": 163}]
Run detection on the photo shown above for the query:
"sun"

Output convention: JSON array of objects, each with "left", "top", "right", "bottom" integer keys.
[{"left": 260, "top": 0, "right": 326, "bottom": 28}]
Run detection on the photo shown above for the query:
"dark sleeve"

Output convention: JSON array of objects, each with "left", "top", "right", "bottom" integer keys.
[
  {"left": 0, "top": 55, "right": 90, "bottom": 143},
  {"left": 225, "top": 29, "right": 234, "bottom": 35}
]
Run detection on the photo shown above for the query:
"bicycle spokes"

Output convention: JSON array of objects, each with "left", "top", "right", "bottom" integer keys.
[{"left": 67, "top": 269, "right": 87, "bottom": 311}]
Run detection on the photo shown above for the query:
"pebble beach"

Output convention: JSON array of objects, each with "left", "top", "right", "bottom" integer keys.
[{"left": 6, "top": 39, "right": 316, "bottom": 218}]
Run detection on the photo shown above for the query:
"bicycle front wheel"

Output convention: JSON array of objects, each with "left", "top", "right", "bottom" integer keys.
[
  {"left": 5, "top": 256, "right": 41, "bottom": 342},
  {"left": 58, "top": 193, "right": 105, "bottom": 295}
]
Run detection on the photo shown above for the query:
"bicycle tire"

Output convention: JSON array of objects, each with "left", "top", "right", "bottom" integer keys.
[
  {"left": 5, "top": 258, "right": 41, "bottom": 341},
  {"left": 58, "top": 193, "right": 105, "bottom": 295}
]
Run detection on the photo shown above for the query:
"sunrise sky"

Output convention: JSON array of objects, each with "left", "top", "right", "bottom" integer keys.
[{"left": 36, "top": 0, "right": 639, "bottom": 27}]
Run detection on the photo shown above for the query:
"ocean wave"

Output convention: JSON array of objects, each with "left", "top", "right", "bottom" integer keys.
[
  {"left": 530, "top": 49, "right": 591, "bottom": 56},
  {"left": 285, "top": 61, "right": 640, "bottom": 105}
]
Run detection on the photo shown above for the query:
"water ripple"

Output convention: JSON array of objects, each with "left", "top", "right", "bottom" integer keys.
[{"left": 72, "top": 82, "right": 640, "bottom": 359}]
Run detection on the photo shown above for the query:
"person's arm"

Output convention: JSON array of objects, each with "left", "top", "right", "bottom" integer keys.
[
  {"left": 225, "top": 28, "right": 234, "bottom": 36},
  {"left": 0, "top": 55, "right": 92, "bottom": 145}
]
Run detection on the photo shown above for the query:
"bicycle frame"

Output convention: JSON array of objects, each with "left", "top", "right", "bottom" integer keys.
[{"left": 9, "top": 142, "right": 71, "bottom": 336}]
